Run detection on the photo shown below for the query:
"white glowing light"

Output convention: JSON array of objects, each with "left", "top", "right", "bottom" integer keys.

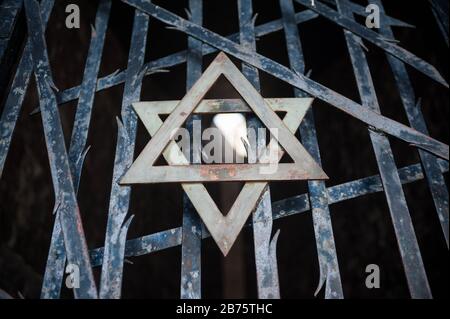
[{"left": 212, "top": 113, "right": 249, "bottom": 158}]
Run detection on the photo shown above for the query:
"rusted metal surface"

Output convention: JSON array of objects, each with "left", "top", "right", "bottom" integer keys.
[
  {"left": 41, "top": 0, "right": 112, "bottom": 299},
  {"left": 24, "top": 0, "right": 97, "bottom": 299},
  {"left": 295, "top": 0, "right": 447, "bottom": 87},
  {"left": 122, "top": 0, "right": 449, "bottom": 161},
  {"left": 280, "top": 0, "right": 343, "bottom": 299},
  {"left": 88, "top": 159, "right": 449, "bottom": 266},
  {"left": 337, "top": 0, "right": 431, "bottom": 298},
  {"left": 99, "top": 9, "right": 149, "bottom": 299},
  {"left": 0, "top": 0, "right": 23, "bottom": 100},
  {"left": 0, "top": 0, "right": 447, "bottom": 299},
  {"left": 35, "top": 9, "right": 319, "bottom": 110},
  {"left": 372, "top": 0, "right": 449, "bottom": 248},
  {"left": 430, "top": 0, "right": 449, "bottom": 46},
  {"left": 321, "top": 0, "right": 414, "bottom": 28},
  {"left": 180, "top": 0, "right": 203, "bottom": 300},
  {"left": 123, "top": 163, "right": 328, "bottom": 183},
  {"left": 0, "top": 0, "right": 54, "bottom": 178},
  {"left": 121, "top": 53, "right": 326, "bottom": 185},
  {"left": 123, "top": 57, "right": 317, "bottom": 255},
  {"left": 238, "top": 0, "right": 280, "bottom": 299}
]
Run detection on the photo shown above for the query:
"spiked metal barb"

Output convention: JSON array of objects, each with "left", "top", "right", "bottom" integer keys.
[{"left": 0, "top": 0, "right": 447, "bottom": 299}]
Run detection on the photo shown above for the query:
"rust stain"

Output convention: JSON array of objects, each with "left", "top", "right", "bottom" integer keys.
[{"left": 200, "top": 165, "right": 237, "bottom": 180}]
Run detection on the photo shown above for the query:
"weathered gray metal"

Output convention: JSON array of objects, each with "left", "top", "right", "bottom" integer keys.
[
  {"left": 336, "top": 0, "right": 431, "bottom": 298},
  {"left": 24, "top": 0, "right": 97, "bottom": 298},
  {"left": 372, "top": 0, "right": 449, "bottom": 248},
  {"left": 122, "top": 56, "right": 321, "bottom": 255},
  {"left": 88, "top": 158, "right": 449, "bottom": 266},
  {"left": 295, "top": 0, "right": 447, "bottom": 87},
  {"left": 238, "top": 0, "right": 281, "bottom": 299},
  {"left": 99, "top": 8, "right": 149, "bottom": 299},
  {"left": 0, "top": 0, "right": 447, "bottom": 299},
  {"left": 180, "top": 0, "right": 203, "bottom": 300},
  {"left": 0, "top": 0, "right": 54, "bottom": 178},
  {"left": 41, "top": 0, "right": 112, "bottom": 299},
  {"left": 121, "top": 54, "right": 326, "bottom": 185},
  {"left": 122, "top": 0, "right": 449, "bottom": 160},
  {"left": 280, "top": 0, "right": 343, "bottom": 299}
]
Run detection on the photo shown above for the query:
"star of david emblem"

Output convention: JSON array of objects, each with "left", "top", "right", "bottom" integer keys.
[{"left": 120, "top": 52, "right": 327, "bottom": 255}]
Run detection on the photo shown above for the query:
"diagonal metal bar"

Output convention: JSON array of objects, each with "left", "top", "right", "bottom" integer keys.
[
  {"left": 337, "top": 0, "right": 431, "bottom": 298},
  {"left": 0, "top": 0, "right": 22, "bottom": 42},
  {"left": 0, "top": 0, "right": 23, "bottom": 98},
  {"left": 238, "top": 0, "right": 280, "bottom": 299},
  {"left": 24, "top": 0, "right": 97, "bottom": 299},
  {"left": 30, "top": 3, "right": 414, "bottom": 110},
  {"left": 295, "top": 0, "right": 447, "bottom": 87},
  {"left": 88, "top": 159, "right": 449, "bottom": 266},
  {"left": 0, "top": 0, "right": 54, "bottom": 178},
  {"left": 99, "top": 9, "right": 149, "bottom": 299},
  {"left": 430, "top": 0, "right": 449, "bottom": 46},
  {"left": 43, "top": 9, "right": 319, "bottom": 108},
  {"left": 180, "top": 0, "right": 203, "bottom": 300},
  {"left": 121, "top": 0, "right": 449, "bottom": 160},
  {"left": 41, "top": 0, "right": 112, "bottom": 299},
  {"left": 321, "top": 0, "right": 414, "bottom": 28},
  {"left": 373, "top": 0, "right": 449, "bottom": 247},
  {"left": 280, "top": 0, "right": 343, "bottom": 298}
]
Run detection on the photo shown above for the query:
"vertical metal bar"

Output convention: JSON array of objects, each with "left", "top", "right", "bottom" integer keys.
[
  {"left": 24, "top": 0, "right": 97, "bottom": 299},
  {"left": 337, "top": 0, "right": 432, "bottom": 298},
  {"left": 41, "top": 0, "right": 112, "bottom": 299},
  {"left": 0, "top": 0, "right": 54, "bottom": 178},
  {"left": 373, "top": 0, "right": 449, "bottom": 249},
  {"left": 48, "top": 9, "right": 319, "bottom": 107},
  {"left": 0, "top": 0, "right": 22, "bottom": 58},
  {"left": 180, "top": 0, "right": 203, "bottom": 300},
  {"left": 294, "top": 0, "right": 447, "bottom": 87},
  {"left": 0, "top": 0, "right": 23, "bottom": 100},
  {"left": 280, "top": 0, "right": 343, "bottom": 298},
  {"left": 430, "top": 0, "right": 449, "bottom": 46},
  {"left": 238, "top": 0, "right": 280, "bottom": 299},
  {"left": 99, "top": 8, "right": 149, "bottom": 299}
]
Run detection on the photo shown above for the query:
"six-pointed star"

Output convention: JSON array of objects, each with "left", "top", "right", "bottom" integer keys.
[{"left": 120, "top": 52, "right": 327, "bottom": 255}]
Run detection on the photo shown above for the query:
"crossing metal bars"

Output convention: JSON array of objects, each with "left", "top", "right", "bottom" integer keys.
[{"left": 0, "top": 0, "right": 448, "bottom": 299}]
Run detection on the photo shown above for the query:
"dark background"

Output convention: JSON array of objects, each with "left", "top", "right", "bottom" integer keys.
[{"left": 0, "top": 0, "right": 448, "bottom": 298}]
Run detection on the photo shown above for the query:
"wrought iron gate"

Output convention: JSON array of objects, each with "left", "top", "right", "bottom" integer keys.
[{"left": 0, "top": 0, "right": 448, "bottom": 299}]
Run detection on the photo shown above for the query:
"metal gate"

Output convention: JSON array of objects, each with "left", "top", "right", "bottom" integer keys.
[{"left": 0, "top": 0, "right": 448, "bottom": 299}]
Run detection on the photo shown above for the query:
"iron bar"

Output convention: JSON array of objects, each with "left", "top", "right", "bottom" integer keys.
[
  {"left": 0, "top": 0, "right": 23, "bottom": 99},
  {"left": 321, "top": 0, "right": 414, "bottom": 28},
  {"left": 99, "top": 8, "right": 149, "bottom": 299},
  {"left": 88, "top": 159, "right": 449, "bottom": 266},
  {"left": 337, "top": 0, "right": 431, "bottom": 298},
  {"left": 121, "top": 0, "right": 449, "bottom": 160},
  {"left": 32, "top": 3, "right": 414, "bottom": 110},
  {"left": 430, "top": 0, "right": 449, "bottom": 46},
  {"left": 36, "top": 9, "right": 319, "bottom": 110},
  {"left": 373, "top": 0, "right": 449, "bottom": 247},
  {"left": 295, "top": 0, "right": 447, "bottom": 87},
  {"left": 41, "top": 0, "right": 112, "bottom": 299},
  {"left": 24, "top": 0, "right": 97, "bottom": 299},
  {"left": 0, "top": 0, "right": 54, "bottom": 178},
  {"left": 280, "top": 0, "right": 343, "bottom": 299},
  {"left": 238, "top": 0, "right": 280, "bottom": 299},
  {"left": 180, "top": 0, "right": 203, "bottom": 300}
]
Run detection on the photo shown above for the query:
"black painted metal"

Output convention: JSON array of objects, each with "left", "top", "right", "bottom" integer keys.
[
  {"left": 239, "top": 0, "right": 280, "bottom": 299},
  {"left": 180, "top": 0, "right": 203, "bottom": 300},
  {"left": 24, "top": 0, "right": 97, "bottom": 298},
  {"left": 0, "top": 0, "right": 447, "bottom": 299},
  {"left": 41, "top": 0, "right": 112, "bottom": 299},
  {"left": 280, "top": 0, "right": 343, "bottom": 299},
  {"left": 337, "top": 0, "right": 431, "bottom": 298}
]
